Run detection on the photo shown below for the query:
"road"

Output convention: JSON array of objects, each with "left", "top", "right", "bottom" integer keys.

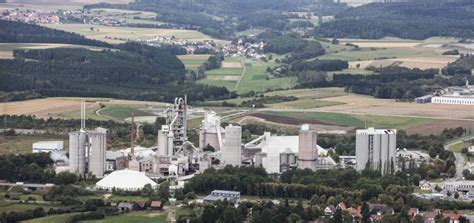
[{"left": 443, "top": 136, "right": 474, "bottom": 182}]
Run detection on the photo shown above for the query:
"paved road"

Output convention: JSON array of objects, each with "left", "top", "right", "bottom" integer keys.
[{"left": 443, "top": 136, "right": 474, "bottom": 182}]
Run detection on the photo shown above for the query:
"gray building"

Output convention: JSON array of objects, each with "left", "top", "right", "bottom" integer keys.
[
  {"left": 69, "top": 128, "right": 107, "bottom": 178},
  {"left": 221, "top": 125, "right": 242, "bottom": 166},
  {"left": 204, "top": 190, "right": 241, "bottom": 204},
  {"left": 356, "top": 128, "right": 397, "bottom": 175},
  {"left": 297, "top": 124, "right": 318, "bottom": 171}
]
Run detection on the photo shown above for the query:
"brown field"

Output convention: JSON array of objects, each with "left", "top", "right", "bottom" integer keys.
[
  {"left": 233, "top": 113, "right": 352, "bottom": 132},
  {"left": 349, "top": 56, "right": 458, "bottom": 70},
  {"left": 317, "top": 94, "right": 474, "bottom": 121},
  {"left": 221, "top": 62, "right": 242, "bottom": 68},
  {"left": 0, "top": 97, "right": 167, "bottom": 119}
]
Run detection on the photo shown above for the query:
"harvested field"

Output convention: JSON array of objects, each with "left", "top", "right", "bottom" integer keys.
[
  {"left": 317, "top": 94, "right": 474, "bottom": 121},
  {"left": 406, "top": 120, "right": 474, "bottom": 135},
  {"left": 221, "top": 61, "right": 242, "bottom": 68},
  {"left": 0, "top": 97, "right": 168, "bottom": 120},
  {"left": 349, "top": 56, "right": 458, "bottom": 70},
  {"left": 42, "top": 23, "right": 217, "bottom": 44},
  {"left": 208, "top": 75, "right": 241, "bottom": 81}
]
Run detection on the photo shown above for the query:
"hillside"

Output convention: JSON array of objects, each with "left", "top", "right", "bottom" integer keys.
[
  {"left": 0, "top": 20, "right": 111, "bottom": 47},
  {"left": 316, "top": 2, "right": 474, "bottom": 40}
]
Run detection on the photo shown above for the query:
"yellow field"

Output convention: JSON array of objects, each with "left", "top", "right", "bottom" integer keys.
[
  {"left": 0, "top": 97, "right": 168, "bottom": 119},
  {"left": 42, "top": 23, "right": 219, "bottom": 43},
  {"left": 221, "top": 62, "right": 243, "bottom": 68},
  {"left": 348, "top": 56, "right": 458, "bottom": 70}
]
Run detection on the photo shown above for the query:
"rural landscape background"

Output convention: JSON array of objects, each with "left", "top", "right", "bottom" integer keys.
[{"left": 1, "top": 0, "right": 474, "bottom": 222}]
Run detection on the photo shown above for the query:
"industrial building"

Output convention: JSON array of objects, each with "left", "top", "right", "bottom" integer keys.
[
  {"left": 221, "top": 125, "right": 242, "bottom": 166},
  {"left": 32, "top": 141, "right": 63, "bottom": 153},
  {"left": 355, "top": 128, "right": 397, "bottom": 175},
  {"left": 430, "top": 81, "right": 474, "bottom": 105},
  {"left": 244, "top": 125, "right": 334, "bottom": 174},
  {"left": 199, "top": 111, "right": 224, "bottom": 150},
  {"left": 95, "top": 169, "right": 158, "bottom": 191},
  {"left": 68, "top": 101, "right": 107, "bottom": 178},
  {"left": 204, "top": 190, "right": 241, "bottom": 204}
]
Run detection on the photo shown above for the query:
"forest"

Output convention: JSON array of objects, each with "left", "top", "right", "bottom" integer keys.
[
  {"left": 316, "top": 2, "right": 474, "bottom": 39},
  {"left": 84, "top": 0, "right": 345, "bottom": 39},
  {"left": 0, "top": 45, "right": 231, "bottom": 102},
  {"left": 0, "top": 20, "right": 111, "bottom": 47}
]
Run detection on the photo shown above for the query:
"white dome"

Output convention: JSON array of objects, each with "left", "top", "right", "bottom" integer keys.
[{"left": 96, "top": 169, "right": 158, "bottom": 191}]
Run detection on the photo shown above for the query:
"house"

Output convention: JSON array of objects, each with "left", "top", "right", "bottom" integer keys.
[
  {"left": 347, "top": 206, "right": 361, "bottom": 218},
  {"left": 150, "top": 201, "right": 163, "bottom": 210},
  {"left": 324, "top": 205, "right": 336, "bottom": 216},
  {"left": 325, "top": 203, "right": 346, "bottom": 216},
  {"left": 135, "top": 201, "right": 146, "bottom": 210},
  {"left": 117, "top": 202, "right": 135, "bottom": 212},
  {"left": 368, "top": 203, "right": 393, "bottom": 215},
  {"left": 419, "top": 180, "right": 432, "bottom": 191},
  {"left": 407, "top": 208, "right": 419, "bottom": 220},
  {"left": 468, "top": 146, "right": 474, "bottom": 154},
  {"left": 204, "top": 190, "right": 241, "bottom": 204},
  {"left": 442, "top": 212, "right": 461, "bottom": 223},
  {"left": 424, "top": 209, "right": 442, "bottom": 223}
]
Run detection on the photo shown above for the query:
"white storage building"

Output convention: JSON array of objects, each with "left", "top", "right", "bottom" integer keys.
[
  {"left": 32, "top": 141, "right": 63, "bottom": 153},
  {"left": 95, "top": 169, "right": 158, "bottom": 191}
]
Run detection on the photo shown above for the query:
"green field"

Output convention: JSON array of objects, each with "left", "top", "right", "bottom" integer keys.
[
  {"left": 0, "top": 135, "right": 67, "bottom": 155},
  {"left": 22, "top": 213, "right": 79, "bottom": 223},
  {"left": 0, "top": 202, "right": 60, "bottom": 213},
  {"left": 198, "top": 57, "right": 297, "bottom": 93},
  {"left": 97, "top": 105, "right": 154, "bottom": 121},
  {"left": 264, "top": 111, "right": 435, "bottom": 130},
  {"left": 82, "top": 211, "right": 167, "bottom": 223},
  {"left": 318, "top": 47, "right": 443, "bottom": 62},
  {"left": 107, "top": 195, "right": 149, "bottom": 203},
  {"left": 177, "top": 54, "right": 210, "bottom": 70},
  {"left": 209, "top": 88, "right": 346, "bottom": 109}
]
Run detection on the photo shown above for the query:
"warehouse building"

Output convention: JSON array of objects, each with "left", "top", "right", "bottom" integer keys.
[{"left": 32, "top": 141, "right": 63, "bottom": 153}]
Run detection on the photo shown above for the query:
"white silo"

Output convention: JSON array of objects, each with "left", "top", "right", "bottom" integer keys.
[
  {"left": 88, "top": 129, "right": 107, "bottom": 178},
  {"left": 69, "top": 131, "right": 87, "bottom": 176},
  {"left": 221, "top": 125, "right": 242, "bottom": 166}
]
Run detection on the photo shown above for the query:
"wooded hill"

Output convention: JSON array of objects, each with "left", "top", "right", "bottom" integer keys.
[
  {"left": 316, "top": 2, "right": 474, "bottom": 39},
  {"left": 0, "top": 20, "right": 111, "bottom": 47}
]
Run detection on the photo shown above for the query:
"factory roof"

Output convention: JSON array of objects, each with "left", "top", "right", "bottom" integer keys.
[
  {"left": 356, "top": 128, "right": 397, "bottom": 135},
  {"left": 96, "top": 169, "right": 158, "bottom": 191}
]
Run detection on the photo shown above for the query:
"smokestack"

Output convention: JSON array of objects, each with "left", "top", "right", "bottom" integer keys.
[{"left": 130, "top": 113, "right": 135, "bottom": 159}]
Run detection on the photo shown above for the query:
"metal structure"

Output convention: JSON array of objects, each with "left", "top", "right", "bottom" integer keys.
[{"left": 166, "top": 97, "right": 188, "bottom": 157}]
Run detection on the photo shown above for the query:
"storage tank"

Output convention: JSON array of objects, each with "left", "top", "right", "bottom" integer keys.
[
  {"left": 88, "top": 130, "right": 107, "bottom": 178},
  {"left": 69, "top": 131, "right": 87, "bottom": 176}
]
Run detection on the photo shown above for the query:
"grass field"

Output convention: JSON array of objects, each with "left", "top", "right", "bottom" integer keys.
[
  {"left": 42, "top": 23, "right": 219, "bottom": 44},
  {"left": 22, "top": 213, "right": 79, "bottom": 223},
  {"left": 210, "top": 88, "right": 347, "bottom": 109},
  {"left": 83, "top": 211, "right": 167, "bottom": 223},
  {"left": 263, "top": 111, "right": 436, "bottom": 130},
  {"left": 177, "top": 54, "right": 210, "bottom": 70},
  {"left": 0, "top": 135, "right": 67, "bottom": 155},
  {"left": 0, "top": 202, "right": 60, "bottom": 213},
  {"left": 198, "top": 57, "right": 297, "bottom": 93},
  {"left": 448, "top": 141, "right": 470, "bottom": 153},
  {"left": 107, "top": 195, "right": 149, "bottom": 203}
]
